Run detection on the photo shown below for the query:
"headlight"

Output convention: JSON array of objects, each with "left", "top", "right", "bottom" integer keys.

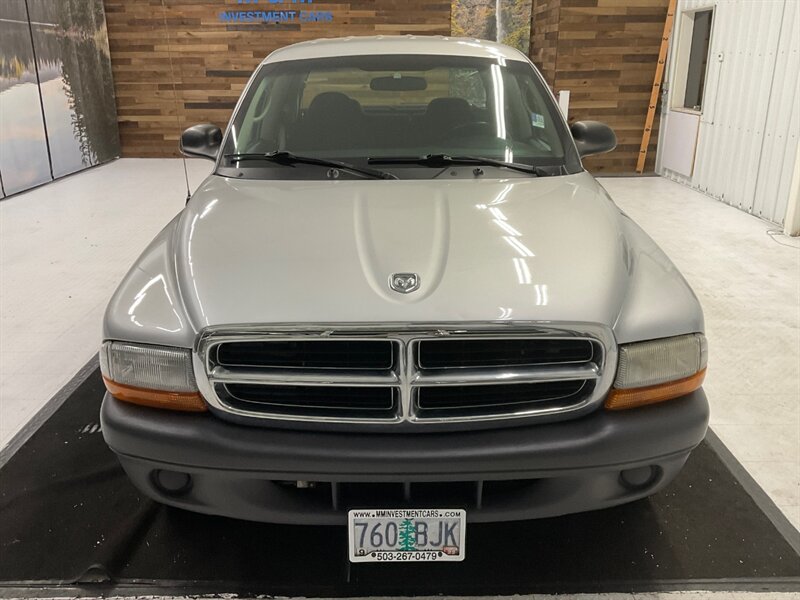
[
  {"left": 100, "top": 341, "right": 206, "bottom": 412},
  {"left": 606, "top": 333, "right": 707, "bottom": 410}
]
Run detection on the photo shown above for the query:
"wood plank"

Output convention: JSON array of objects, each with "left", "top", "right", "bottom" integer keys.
[
  {"left": 105, "top": 0, "right": 450, "bottom": 157},
  {"left": 530, "top": 0, "right": 669, "bottom": 173}
]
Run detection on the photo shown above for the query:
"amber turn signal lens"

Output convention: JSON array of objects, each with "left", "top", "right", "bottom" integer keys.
[
  {"left": 605, "top": 368, "right": 706, "bottom": 411},
  {"left": 103, "top": 377, "right": 207, "bottom": 412}
]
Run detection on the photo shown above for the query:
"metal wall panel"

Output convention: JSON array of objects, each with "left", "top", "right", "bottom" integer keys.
[
  {"left": 752, "top": 0, "right": 800, "bottom": 224},
  {"left": 657, "top": 0, "right": 800, "bottom": 225}
]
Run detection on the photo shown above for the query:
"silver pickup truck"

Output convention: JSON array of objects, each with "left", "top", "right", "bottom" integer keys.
[{"left": 100, "top": 36, "right": 708, "bottom": 561}]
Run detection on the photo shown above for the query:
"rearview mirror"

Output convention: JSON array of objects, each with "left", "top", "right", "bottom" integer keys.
[
  {"left": 370, "top": 75, "right": 427, "bottom": 92},
  {"left": 180, "top": 123, "right": 222, "bottom": 161},
  {"left": 570, "top": 121, "right": 617, "bottom": 157}
]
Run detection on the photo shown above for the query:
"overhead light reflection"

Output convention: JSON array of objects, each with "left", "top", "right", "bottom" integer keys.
[
  {"left": 534, "top": 284, "right": 549, "bottom": 306},
  {"left": 479, "top": 185, "right": 539, "bottom": 262},
  {"left": 504, "top": 236, "right": 535, "bottom": 257},
  {"left": 491, "top": 64, "right": 506, "bottom": 140},
  {"left": 489, "top": 206, "right": 507, "bottom": 220},
  {"left": 199, "top": 198, "right": 218, "bottom": 219},
  {"left": 513, "top": 258, "right": 532, "bottom": 284},
  {"left": 498, "top": 306, "right": 513, "bottom": 320},
  {"left": 494, "top": 219, "right": 521, "bottom": 236},
  {"left": 127, "top": 273, "right": 183, "bottom": 331},
  {"left": 187, "top": 214, "right": 209, "bottom": 325},
  {"left": 490, "top": 184, "right": 513, "bottom": 205}
]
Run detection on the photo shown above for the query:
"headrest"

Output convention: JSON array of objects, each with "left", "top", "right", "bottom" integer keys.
[
  {"left": 425, "top": 97, "right": 473, "bottom": 122},
  {"left": 307, "top": 92, "right": 361, "bottom": 118}
]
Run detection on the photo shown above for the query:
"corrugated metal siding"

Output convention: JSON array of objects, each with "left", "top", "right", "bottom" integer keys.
[{"left": 657, "top": 0, "right": 800, "bottom": 225}]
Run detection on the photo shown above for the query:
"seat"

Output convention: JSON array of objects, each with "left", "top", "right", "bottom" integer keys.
[
  {"left": 418, "top": 97, "right": 474, "bottom": 145},
  {"left": 290, "top": 92, "right": 365, "bottom": 152}
]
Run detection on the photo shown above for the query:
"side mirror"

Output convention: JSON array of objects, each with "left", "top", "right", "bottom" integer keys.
[
  {"left": 180, "top": 123, "right": 222, "bottom": 161},
  {"left": 570, "top": 121, "right": 617, "bottom": 157}
]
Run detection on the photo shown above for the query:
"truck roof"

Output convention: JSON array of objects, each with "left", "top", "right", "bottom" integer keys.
[{"left": 262, "top": 35, "right": 531, "bottom": 65}]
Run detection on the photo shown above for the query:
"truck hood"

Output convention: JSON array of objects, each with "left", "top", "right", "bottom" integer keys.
[{"left": 172, "top": 172, "right": 631, "bottom": 328}]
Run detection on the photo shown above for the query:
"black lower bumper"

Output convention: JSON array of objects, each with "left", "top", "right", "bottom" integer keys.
[{"left": 101, "top": 390, "right": 709, "bottom": 524}]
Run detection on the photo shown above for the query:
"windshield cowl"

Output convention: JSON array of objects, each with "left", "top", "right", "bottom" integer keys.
[{"left": 225, "top": 151, "right": 398, "bottom": 180}]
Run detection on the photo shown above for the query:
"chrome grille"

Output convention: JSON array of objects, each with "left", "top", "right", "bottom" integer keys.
[
  {"left": 414, "top": 380, "right": 592, "bottom": 418},
  {"left": 417, "top": 338, "right": 595, "bottom": 369},
  {"left": 195, "top": 324, "right": 615, "bottom": 428},
  {"left": 215, "top": 339, "right": 395, "bottom": 370},
  {"left": 217, "top": 383, "right": 399, "bottom": 419}
]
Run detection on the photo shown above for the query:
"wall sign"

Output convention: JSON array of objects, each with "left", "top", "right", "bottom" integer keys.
[{"left": 220, "top": 0, "right": 333, "bottom": 25}]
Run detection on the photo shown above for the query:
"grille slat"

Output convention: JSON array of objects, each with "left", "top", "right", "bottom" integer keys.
[
  {"left": 416, "top": 380, "right": 589, "bottom": 418},
  {"left": 417, "top": 338, "right": 594, "bottom": 369},
  {"left": 216, "top": 340, "right": 395, "bottom": 370},
  {"left": 217, "top": 383, "right": 399, "bottom": 419}
]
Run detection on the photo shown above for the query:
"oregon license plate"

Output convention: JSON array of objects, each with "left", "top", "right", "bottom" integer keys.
[{"left": 347, "top": 508, "right": 466, "bottom": 562}]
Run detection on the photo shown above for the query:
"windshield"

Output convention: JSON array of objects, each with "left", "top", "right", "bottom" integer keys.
[{"left": 219, "top": 54, "right": 581, "bottom": 179}]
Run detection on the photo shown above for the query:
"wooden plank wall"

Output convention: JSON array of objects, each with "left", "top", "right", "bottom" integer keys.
[
  {"left": 530, "top": 0, "right": 560, "bottom": 85},
  {"left": 530, "top": 0, "right": 668, "bottom": 173},
  {"left": 103, "top": 1, "right": 452, "bottom": 157},
  {"left": 104, "top": 0, "right": 665, "bottom": 169}
]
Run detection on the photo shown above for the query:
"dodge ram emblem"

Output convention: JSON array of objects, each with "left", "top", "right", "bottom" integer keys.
[{"left": 390, "top": 273, "right": 420, "bottom": 294}]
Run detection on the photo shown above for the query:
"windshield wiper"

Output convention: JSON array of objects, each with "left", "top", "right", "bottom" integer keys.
[
  {"left": 368, "top": 154, "right": 549, "bottom": 176},
  {"left": 225, "top": 151, "right": 398, "bottom": 180}
]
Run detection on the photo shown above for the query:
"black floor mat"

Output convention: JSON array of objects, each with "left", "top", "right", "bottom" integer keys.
[{"left": 1, "top": 368, "right": 798, "bottom": 596}]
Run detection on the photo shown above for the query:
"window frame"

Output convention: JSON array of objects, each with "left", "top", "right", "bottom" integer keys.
[{"left": 671, "top": 7, "right": 716, "bottom": 115}]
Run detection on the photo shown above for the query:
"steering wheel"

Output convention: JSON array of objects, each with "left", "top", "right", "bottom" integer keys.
[{"left": 443, "top": 121, "right": 493, "bottom": 141}]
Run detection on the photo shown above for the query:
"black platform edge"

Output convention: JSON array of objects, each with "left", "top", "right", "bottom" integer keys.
[
  {"left": 1, "top": 577, "right": 800, "bottom": 598},
  {"left": 705, "top": 428, "right": 800, "bottom": 556},
  {"left": 0, "top": 354, "right": 98, "bottom": 470}
]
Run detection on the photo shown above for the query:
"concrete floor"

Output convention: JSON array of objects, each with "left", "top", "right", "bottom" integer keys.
[
  {"left": 1, "top": 159, "right": 798, "bottom": 536},
  {"left": 0, "top": 158, "right": 209, "bottom": 447},
  {"left": 599, "top": 177, "right": 800, "bottom": 530}
]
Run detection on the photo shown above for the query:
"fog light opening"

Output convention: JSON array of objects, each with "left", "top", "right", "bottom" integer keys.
[
  {"left": 619, "top": 465, "right": 661, "bottom": 491},
  {"left": 151, "top": 469, "right": 193, "bottom": 497}
]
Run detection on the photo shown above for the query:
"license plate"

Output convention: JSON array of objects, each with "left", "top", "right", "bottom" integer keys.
[{"left": 347, "top": 508, "right": 466, "bottom": 562}]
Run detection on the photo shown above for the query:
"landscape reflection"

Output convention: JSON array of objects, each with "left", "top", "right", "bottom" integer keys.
[{"left": 0, "top": 0, "right": 120, "bottom": 197}]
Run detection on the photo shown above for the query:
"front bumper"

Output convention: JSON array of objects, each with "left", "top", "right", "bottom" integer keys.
[{"left": 101, "top": 390, "right": 709, "bottom": 524}]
